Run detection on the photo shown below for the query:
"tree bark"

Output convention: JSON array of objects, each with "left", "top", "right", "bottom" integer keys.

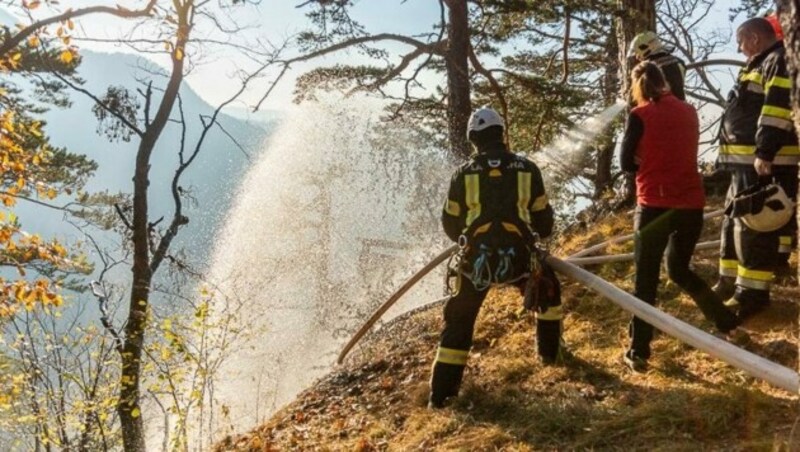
[
  {"left": 615, "top": 0, "right": 656, "bottom": 208},
  {"left": 444, "top": 0, "right": 472, "bottom": 160},
  {"left": 594, "top": 27, "right": 620, "bottom": 200},
  {"left": 117, "top": 4, "right": 191, "bottom": 450}
]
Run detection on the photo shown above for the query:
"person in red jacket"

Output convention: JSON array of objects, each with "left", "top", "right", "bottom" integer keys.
[{"left": 619, "top": 62, "right": 743, "bottom": 372}]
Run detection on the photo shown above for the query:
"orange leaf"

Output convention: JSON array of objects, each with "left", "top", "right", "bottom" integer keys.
[{"left": 60, "top": 50, "right": 73, "bottom": 64}]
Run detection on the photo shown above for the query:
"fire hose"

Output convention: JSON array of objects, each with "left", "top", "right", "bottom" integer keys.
[{"left": 336, "top": 230, "right": 799, "bottom": 394}]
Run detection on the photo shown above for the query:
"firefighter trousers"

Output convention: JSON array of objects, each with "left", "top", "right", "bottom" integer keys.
[
  {"left": 776, "top": 171, "right": 798, "bottom": 266},
  {"left": 429, "top": 274, "right": 562, "bottom": 405},
  {"left": 718, "top": 169, "right": 793, "bottom": 313}
]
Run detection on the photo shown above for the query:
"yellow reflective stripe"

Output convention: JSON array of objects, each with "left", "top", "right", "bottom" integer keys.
[
  {"left": 777, "top": 145, "right": 800, "bottom": 155},
  {"left": 445, "top": 200, "right": 460, "bottom": 216},
  {"left": 465, "top": 174, "right": 480, "bottom": 228},
  {"left": 531, "top": 194, "right": 548, "bottom": 212},
  {"left": 719, "top": 144, "right": 755, "bottom": 155},
  {"left": 759, "top": 115, "right": 794, "bottom": 131},
  {"left": 501, "top": 222, "right": 522, "bottom": 236},
  {"left": 761, "top": 105, "right": 792, "bottom": 120},
  {"left": 719, "top": 259, "right": 738, "bottom": 277},
  {"left": 765, "top": 76, "right": 792, "bottom": 90},
  {"left": 779, "top": 236, "right": 793, "bottom": 253},
  {"left": 740, "top": 71, "right": 763, "bottom": 84},
  {"left": 536, "top": 305, "right": 563, "bottom": 321},
  {"left": 717, "top": 155, "right": 755, "bottom": 165},
  {"left": 472, "top": 222, "right": 491, "bottom": 235},
  {"left": 517, "top": 172, "right": 531, "bottom": 223},
  {"left": 737, "top": 266, "right": 773, "bottom": 282},
  {"left": 435, "top": 347, "right": 469, "bottom": 365},
  {"left": 736, "top": 276, "right": 771, "bottom": 290}
]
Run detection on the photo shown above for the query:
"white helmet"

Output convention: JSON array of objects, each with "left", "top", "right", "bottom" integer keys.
[
  {"left": 741, "top": 184, "right": 795, "bottom": 232},
  {"left": 467, "top": 107, "right": 504, "bottom": 138},
  {"left": 627, "top": 31, "right": 666, "bottom": 59}
]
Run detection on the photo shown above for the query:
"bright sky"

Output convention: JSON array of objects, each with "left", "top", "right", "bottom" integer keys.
[
  {"left": 4, "top": 0, "right": 754, "bottom": 113},
  {"left": 12, "top": 0, "right": 443, "bottom": 112}
]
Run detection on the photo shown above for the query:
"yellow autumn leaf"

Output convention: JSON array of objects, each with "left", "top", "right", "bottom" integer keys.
[
  {"left": 175, "top": 48, "right": 183, "bottom": 61},
  {"left": 131, "top": 407, "right": 141, "bottom": 418},
  {"left": 67, "top": 19, "right": 74, "bottom": 30},
  {"left": 27, "top": 36, "right": 40, "bottom": 47},
  {"left": 60, "top": 50, "right": 73, "bottom": 64},
  {"left": 27, "top": 0, "right": 41, "bottom": 10}
]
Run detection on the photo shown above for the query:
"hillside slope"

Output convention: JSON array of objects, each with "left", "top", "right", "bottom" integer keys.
[{"left": 216, "top": 206, "right": 799, "bottom": 451}]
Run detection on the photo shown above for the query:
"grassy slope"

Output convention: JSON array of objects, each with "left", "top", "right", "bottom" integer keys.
[{"left": 216, "top": 205, "right": 799, "bottom": 451}]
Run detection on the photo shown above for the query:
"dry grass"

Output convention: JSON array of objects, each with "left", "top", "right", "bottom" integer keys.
[{"left": 216, "top": 201, "right": 799, "bottom": 451}]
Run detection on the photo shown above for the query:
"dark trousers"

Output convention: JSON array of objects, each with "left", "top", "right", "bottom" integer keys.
[
  {"left": 719, "top": 169, "right": 788, "bottom": 306},
  {"left": 430, "top": 273, "right": 562, "bottom": 402},
  {"left": 629, "top": 207, "right": 739, "bottom": 360},
  {"left": 777, "top": 172, "right": 798, "bottom": 264}
]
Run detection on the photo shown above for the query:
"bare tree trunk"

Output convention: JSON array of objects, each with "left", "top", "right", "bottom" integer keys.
[
  {"left": 615, "top": 0, "right": 656, "bottom": 208},
  {"left": 117, "top": 6, "right": 191, "bottom": 451},
  {"left": 444, "top": 0, "right": 472, "bottom": 160},
  {"left": 594, "top": 28, "right": 620, "bottom": 200}
]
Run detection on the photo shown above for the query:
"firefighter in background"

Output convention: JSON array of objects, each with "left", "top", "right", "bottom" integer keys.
[
  {"left": 429, "top": 107, "right": 561, "bottom": 409},
  {"left": 764, "top": 10, "right": 798, "bottom": 273},
  {"left": 628, "top": 31, "right": 687, "bottom": 101},
  {"left": 713, "top": 17, "right": 799, "bottom": 318}
]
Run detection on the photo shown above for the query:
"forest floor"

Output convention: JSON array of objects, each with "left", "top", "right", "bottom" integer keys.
[{"left": 215, "top": 201, "right": 799, "bottom": 451}]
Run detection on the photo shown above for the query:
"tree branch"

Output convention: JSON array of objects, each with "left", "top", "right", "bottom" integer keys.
[
  {"left": 254, "top": 33, "right": 447, "bottom": 111},
  {"left": 0, "top": 0, "right": 158, "bottom": 58}
]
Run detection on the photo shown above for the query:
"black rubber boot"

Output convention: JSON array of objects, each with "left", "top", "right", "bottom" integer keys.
[
  {"left": 429, "top": 362, "right": 465, "bottom": 408},
  {"left": 537, "top": 319, "right": 562, "bottom": 364}
]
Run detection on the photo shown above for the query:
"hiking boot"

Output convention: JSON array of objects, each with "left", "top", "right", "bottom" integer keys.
[
  {"left": 541, "top": 344, "right": 571, "bottom": 366},
  {"left": 712, "top": 278, "right": 736, "bottom": 301},
  {"left": 714, "top": 327, "right": 752, "bottom": 346},
  {"left": 737, "top": 300, "right": 769, "bottom": 321},
  {"left": 427, "top": 395, "right": 452, "bottom": 409},
  {"left": 623, "top": 351, "right": 648, "bottom": 373},
  {"left": 723, "top": 297, "right": 739, "bottom": 308}
]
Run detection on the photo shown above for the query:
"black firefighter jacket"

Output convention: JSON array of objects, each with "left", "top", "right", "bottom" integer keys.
[
  {"left": 441, "top": 145, "right": 554, "bottom": 246},
  {"left": 718, "top": 41, "right": 799, "bottom": 171}
]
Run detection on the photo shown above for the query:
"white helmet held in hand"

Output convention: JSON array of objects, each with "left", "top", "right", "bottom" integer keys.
[
  {"left": 741, "top": 184, "right": 795, "bottom": 232},
  {"left": 467, "top": 107, "right": 505, "bottom": 138},
  {"left": 627, "top": 31, "right": 666, "bottom": 60}
]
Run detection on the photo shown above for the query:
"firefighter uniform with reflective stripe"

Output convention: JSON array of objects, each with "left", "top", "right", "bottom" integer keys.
[
  {"left": 646, "top": 52, "right": 687, "bottom": 101},
  {"left": 431, "top": 143, "right": 558, "bottom": 406},
  {"left": 717, "top": 41, "right": 799, "bottom": 313}
]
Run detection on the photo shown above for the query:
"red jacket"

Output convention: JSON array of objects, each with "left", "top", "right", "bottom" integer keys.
[{"left": 622, "top": 93, "right": 705, "bottom": 209}]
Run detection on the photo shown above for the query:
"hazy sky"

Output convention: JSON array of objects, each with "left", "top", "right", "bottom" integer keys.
[
  {"left": 4, "top": 1, "right": 748, "bottom": 113},
  {"left": 19, "top": 0, "right": 444, "bottom": 112}
]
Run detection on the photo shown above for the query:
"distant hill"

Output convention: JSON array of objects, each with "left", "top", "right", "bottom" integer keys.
[{"left": 6, "top": 46, "right": 271, "bottom": 272}]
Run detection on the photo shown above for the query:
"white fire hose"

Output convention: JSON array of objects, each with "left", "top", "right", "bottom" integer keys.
[
  {"left": 546, "top": 255, "right": 799, "bottom": 393},
  {"left": 337, "top": 218, "right": 800, "bottom": 394}
]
